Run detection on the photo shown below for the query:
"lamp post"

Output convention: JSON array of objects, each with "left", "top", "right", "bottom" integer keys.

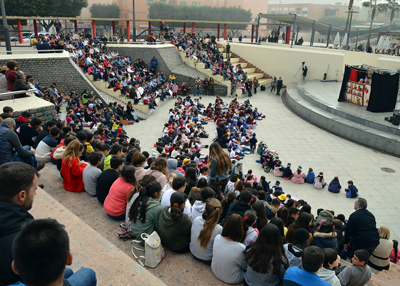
[
  {"left": 0, "top": 0, "right": 11, "bottom": 53},
  {"left": 132, "top": 0, "right": 136, "bottom": 42},
  {"left": 345, "top": 9, "right": 359, "bottom": 50}
]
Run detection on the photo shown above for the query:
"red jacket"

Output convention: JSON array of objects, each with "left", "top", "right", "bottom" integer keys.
[{"left": 61, "top": 157, "right": 87, "bottom": 192}]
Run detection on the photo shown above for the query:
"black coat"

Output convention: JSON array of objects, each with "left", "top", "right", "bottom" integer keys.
[
  {"left": 220, "top": 200, "right": 254, "bottom": 226},
  {"left": 0, "top": 202, "right": 34, "bottom": 285},
  {"left": 344, "top": 208, "right": 380, "bottom": 249}
]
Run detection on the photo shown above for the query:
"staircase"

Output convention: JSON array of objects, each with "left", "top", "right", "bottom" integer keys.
[{"left": 179, "top": 44, "right": 273, "bottom": 96}]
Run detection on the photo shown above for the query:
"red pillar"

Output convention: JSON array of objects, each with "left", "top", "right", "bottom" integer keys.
[
  {"left": 17, "top": 19, "right": 23, "bottom": 44},
  {"left": 192, "top": 22, "right": 195, "bottom": 36},
  {"left": 217, "top": 23, "right": 220, "bottom": 41},
  {"left": 148, "top": 21, "right": 151, "bottom": 34},
  {"left": 224, "top": 23, "right": 227, "bottom": 40},
  {"left": 127, "top": 21, "right": 130, "bottom": 42},
  {"left": 285, "top": 26, "right": 291, "bottom": 44},
  {"left": 74, "top": 20, "right": 78, "bottom": 33},
  {"left": 183, "top": 22, "right": 186, "bottom": 34},
  {"left": 251, "top": 25, "right": 254, "bottom": 43},
  {"left": 92, "top": 20, "right": 96, "bottom": 39},
  {"left": 33, "top": 19, "right": 38, "bottom": 37},
  {"left": 112, "top": 21, "right": 116, "bottom": 35}
]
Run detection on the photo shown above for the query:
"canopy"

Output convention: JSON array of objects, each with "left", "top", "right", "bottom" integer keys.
[
  {"left": 333, "top": 32, "right": 341, "bottom": 46},
  {"left": 376, "top": 35, "right": 385, "bottom": 51},
  {"left": 341, "top": 33, "right": 348, "bottom": 49},
  {"left": 258, "top": 13, "right": 344, "bottom": 32},
  {"left": 383, "top": 36, "right": 391, "bottom": 51}
]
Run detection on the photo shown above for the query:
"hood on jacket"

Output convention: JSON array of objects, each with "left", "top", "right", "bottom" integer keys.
[
  {"left": 231, "top": 200, "right": 252, "bottom": 212},
  {"left": 17, "top": 116, "right": 29, "bottom": 123},
  {"left": 0, "top": 201, "right": 33, "bottom": 237},
  {"left": 313, "top": 231, "right": 337, "bottom": 239},
  {"left": 167, "top": 158, "right": 178, "bottom": 170},
  {"left": 192, "top": 201, "right": 205, "bottom": 212},
  {"left": 159, "top": 206, "right": 178, "bottom": 228},
  {"left": 191, "top": 187, "right": 201, "bottom": 193},
  {"left": 318, "top": 267, "right": 337, "bottom": 280},
  {"left": 318, "top": 211, "right": 334, "bottom": 221},
  {"left": 266, "top": 203, "right": 278, "bottom": 213},
  {"left": 53, "top": 146, "right": 66, "bottom": 160},
  {"left": 146, "top": 197, "right": 161, "bottom": 211}
]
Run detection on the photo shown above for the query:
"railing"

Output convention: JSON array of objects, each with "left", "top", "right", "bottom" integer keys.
[
  {"left": 0, "top": 49, "right": 66, "bottom": 55},
  {"left": 0, "top": 88, "right": 38, "bottom": 100}
]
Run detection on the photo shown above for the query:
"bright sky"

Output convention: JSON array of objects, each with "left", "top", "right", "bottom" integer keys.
[{"left": 268, "top": 0, "right": 364, "bottom": 6}]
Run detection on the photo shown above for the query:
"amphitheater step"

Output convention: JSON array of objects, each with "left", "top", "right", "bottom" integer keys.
[
  {"left": 242, "top": 68, "right": 256, "bottom": 74},
  {"left": 30, "top": 187, "right": 165, "bottom": 285},
  {"left": 246, "top": 73, "right": 265, "bottom": 80}
]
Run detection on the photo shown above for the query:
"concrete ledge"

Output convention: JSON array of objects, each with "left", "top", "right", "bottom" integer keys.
[
  {"left": 296, "top": 85, "right": 400, "bottom": 137},
  {"left": 30, "top": 188, "right": 165, "bottom": 286},
  {"left": 283, "top": 83, "right": 400, "bottom": 156}
]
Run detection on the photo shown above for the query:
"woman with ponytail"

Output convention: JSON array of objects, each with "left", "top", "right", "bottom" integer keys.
[
  {"left": 158, "top": 192, "right": 192, "bottom": 253},
  {"left": 242, "top": 210, "right": 258, "bottom": 246},
  {"left": 129, "top": 180, "right": 162, "bottom": 238},
  {"left": 190, "top": 198, "right": 223, "bottom": 265}
]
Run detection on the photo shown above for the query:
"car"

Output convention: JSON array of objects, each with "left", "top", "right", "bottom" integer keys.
[{"left": 9, "top": 32, "right": 35, "bottom": 42}]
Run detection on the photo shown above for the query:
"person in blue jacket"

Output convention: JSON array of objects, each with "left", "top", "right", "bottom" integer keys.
[
  {"left": 305, "top": 168, "right": 315, "bottom": 184},
  {"left": 327, "top": 176, "right": 341, "bottom": 193},
  {"left": 345, "top": 180, "right": 359, "bottom": 198}
]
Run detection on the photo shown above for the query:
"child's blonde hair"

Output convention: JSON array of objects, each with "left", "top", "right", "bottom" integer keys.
[{"left": 168, "top": 173, "right": 177, "bottom": 186}]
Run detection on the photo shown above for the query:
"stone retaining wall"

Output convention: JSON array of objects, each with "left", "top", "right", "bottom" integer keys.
[{"left": 11, "top": 104, "right": 57, "bottom": 123}]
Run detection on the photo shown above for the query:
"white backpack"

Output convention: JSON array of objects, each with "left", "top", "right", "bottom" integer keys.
[{"left": 131, "top": 231, "right": 164, "bottom": 268}]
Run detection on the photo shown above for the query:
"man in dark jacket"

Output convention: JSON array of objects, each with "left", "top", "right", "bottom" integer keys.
[
  {"left": 13, "top": 71, "right": 30, "bottom": 96},
  {"left": 221, "top": 190, "right": 254, "bottom": 226},
  {"left": 344, "top": 198, "right": 380, "bottom": 258},
  {"left": 0, "top": 119, "right": 37, "bottom": 167},
  {"left": 277, "top": 77, "right": 283, "bottom": 95},
  {"left": 0, "top": 162, "right": 38, "bottom": 286}
]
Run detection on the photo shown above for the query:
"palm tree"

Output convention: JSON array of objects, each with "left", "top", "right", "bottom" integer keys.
[
  {"left": 362, "top": 0, "right": 388, "bottom": 48},
  {"left": 386, "top": 0, "right": 400, "bottom": 31},
  {"left": 345, "top": 0, "right": 355, "bottom": 33}
]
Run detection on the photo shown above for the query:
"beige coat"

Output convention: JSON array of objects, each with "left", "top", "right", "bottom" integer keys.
[
  {"left": 369, "top": 238, "right": 393, "bottom": 268},
  {"left": 146, "top": 169, "right": 168, "bottom": 189}
]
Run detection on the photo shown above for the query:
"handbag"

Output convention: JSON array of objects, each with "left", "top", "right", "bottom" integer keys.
[{"left": 131, "top": 231, "right": 164, "bottom": 268}]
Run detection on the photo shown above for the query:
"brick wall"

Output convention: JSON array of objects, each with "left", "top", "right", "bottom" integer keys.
[
  {"left": 11, "top": 105, "right": 57, "bottom": 123},
  {"left": 0, "top": 57, "right": 101, "bottom": 98}
]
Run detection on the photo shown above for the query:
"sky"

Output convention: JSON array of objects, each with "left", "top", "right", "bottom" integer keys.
[{"left": 268, "top": 0, "right": 364, "bottom": 6}]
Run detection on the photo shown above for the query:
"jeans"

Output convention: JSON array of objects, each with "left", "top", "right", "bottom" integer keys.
[
  {"left": 64, "top": 268, "right": 97, "bottom": 286},
  {"left": 12, "top": 268, "right": 97, "bottom": 286},
  {"left": 194, "top": 86, "right": 200, "bottom": 96},
  {"left": 303, "top": 75, "right": 306, "bottom": 82},
  {"left": 107, "top": 213, "right": 126, "bottom": 221},
  {"left": 12, "top": 145, "right": 38, "bottom": 168}
]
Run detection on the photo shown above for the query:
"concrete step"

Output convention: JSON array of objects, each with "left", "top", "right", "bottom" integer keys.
[
  {"left": 30, "top": 188, "right": 165, "bottom": 285},
  {"left": 242, "top": 68, "right": 256, "bottom": 74},
  {"left": 258, "top": 78, "right": 272, "bottom": 86},
  {"left": 225, "top": 58, "right": 240, "bottom": 63},
  {"left": 218, "top": 48, "right": 224, "bottom": 52},
  {"left": 237, "top": 62, "right": 248, "bottom": 68},
  {"left": 246, "top": 73, "right": 264, "bottom": 80}
]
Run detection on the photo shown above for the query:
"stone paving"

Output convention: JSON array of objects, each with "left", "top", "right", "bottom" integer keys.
[{"left": 122, "top": 89, "right": 400, "bottom": 242}]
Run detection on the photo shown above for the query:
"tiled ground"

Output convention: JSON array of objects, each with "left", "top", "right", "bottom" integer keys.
[{"left": 37, "top": 86, "right": 400, "bottom": 285}]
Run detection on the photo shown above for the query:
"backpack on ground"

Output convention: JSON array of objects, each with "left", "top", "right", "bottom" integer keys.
[{"left": 131, "top": 231, "right": 164, "bottom": 268}]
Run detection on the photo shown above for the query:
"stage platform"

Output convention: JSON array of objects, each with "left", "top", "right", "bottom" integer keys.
[{"left": 284, "top": 81, "right": 400, "bottom": 156}]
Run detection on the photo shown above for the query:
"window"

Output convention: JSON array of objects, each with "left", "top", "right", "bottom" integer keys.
[
  {"left": 296, "top": 7, "right": 301, "bottom": 15},
  {"left": 302, "top": 7, "right": 308, "bottom": 17},
  {"left": 125, "top": 13, "right": 127, "bottom": 19},
  {"left": 147, "top": 0, "right": 154, "bottom": 5},
  {"left": 192, "top": 2, "right": 198, "bottom": 6},
  {"left": 271, "top": 8, "right": 276, "bottom": 12},
  {"left": 289, "top": 7, "right": 295, "bottom": 14},
  {"left": 160, "top": 0, "right": 167, "bottom": 2},
  {"left": 180, "top": 1, "right": 186, "bottom": 5},
  {"left": 283, "top": 8, "right": 289, "bottom": 14},
  {"left": 124, "top": 0, "right": 126, "bottom": 5}
]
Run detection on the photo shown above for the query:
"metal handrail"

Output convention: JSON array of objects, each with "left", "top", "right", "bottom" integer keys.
[{"left": 0, "top": 88, "right": 37, "bottom": 100}]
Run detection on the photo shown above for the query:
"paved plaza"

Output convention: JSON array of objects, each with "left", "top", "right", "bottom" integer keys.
[{"left": 121, "top": 87, "right": 400, "bottom": 242}]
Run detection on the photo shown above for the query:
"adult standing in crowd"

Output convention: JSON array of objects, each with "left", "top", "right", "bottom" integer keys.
[
  {"left": 344, "top": 198, "right": 380, "bottom": 258},
  {"left": 208, "top": 142, "right": 231, "bottom": 191},
  {"left": 276, "top": 77, "right": 283, "bottom": 96}
]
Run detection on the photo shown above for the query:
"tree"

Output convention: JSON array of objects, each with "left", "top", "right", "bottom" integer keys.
[
  {"left": 344, "top": 0, "right": 355, "bottom": 34},
  {"left": 0, "top": 0, "right": 88, "bottom": 31},
  {"left": 362, "top": 0, "right": 388, "bottom": 47},
  {"left": 318, "top": 16, "right": 365, "bottom": 36},
  {"left": 385, "top": 0, "right": 400, "bottom": 31},
  {"left": 90, "top": 3, "right": 120, "bottom": 28},
  {"left": 148, "top": 3, "right": 252, "bottom": 38}
]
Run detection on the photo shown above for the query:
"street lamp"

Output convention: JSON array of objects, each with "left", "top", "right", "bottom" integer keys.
[
  {"left": 345, "top": 9, "right": 359, "bottom": 50},
  {"left": 0, "top": 0, "right": 11, "bottom": 53}
]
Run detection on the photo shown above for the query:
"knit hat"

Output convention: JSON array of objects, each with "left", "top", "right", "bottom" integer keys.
[
  {"left": 294, "top": 228, "right": 310, "bottom": 244},
  {"left": 170, "top": 192, "right": 186, "bottom": 207},
  {"left": 298, "top": 166, "right": 302, "bottom": 170},
  {"left": 135, "top": 139, "right": 140, "bottom": 144},
  {"left": 319, "top": 172, "right": 323, "bottom": 176},
  {"left": 287, "top": 163, "right": 291, "bottom": 167}
]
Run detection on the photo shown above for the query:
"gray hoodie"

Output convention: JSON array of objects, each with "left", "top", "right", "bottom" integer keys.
[
  {"left": 317, "top": 267, "right": 341, "bottom": 286},
  {"left": 167, "top": 158, "right": 184, "bottom": 177},
  {"left": 190, "top": 200, "right": 205, "bottom": 221}
]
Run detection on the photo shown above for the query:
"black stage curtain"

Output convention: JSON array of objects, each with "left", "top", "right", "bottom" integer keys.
[
  {"left": 367, "top": 73, "right": 399, "bottom": 112},
  {"left": 338, "top": 65, "right": 350, "bottom": 101}
]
